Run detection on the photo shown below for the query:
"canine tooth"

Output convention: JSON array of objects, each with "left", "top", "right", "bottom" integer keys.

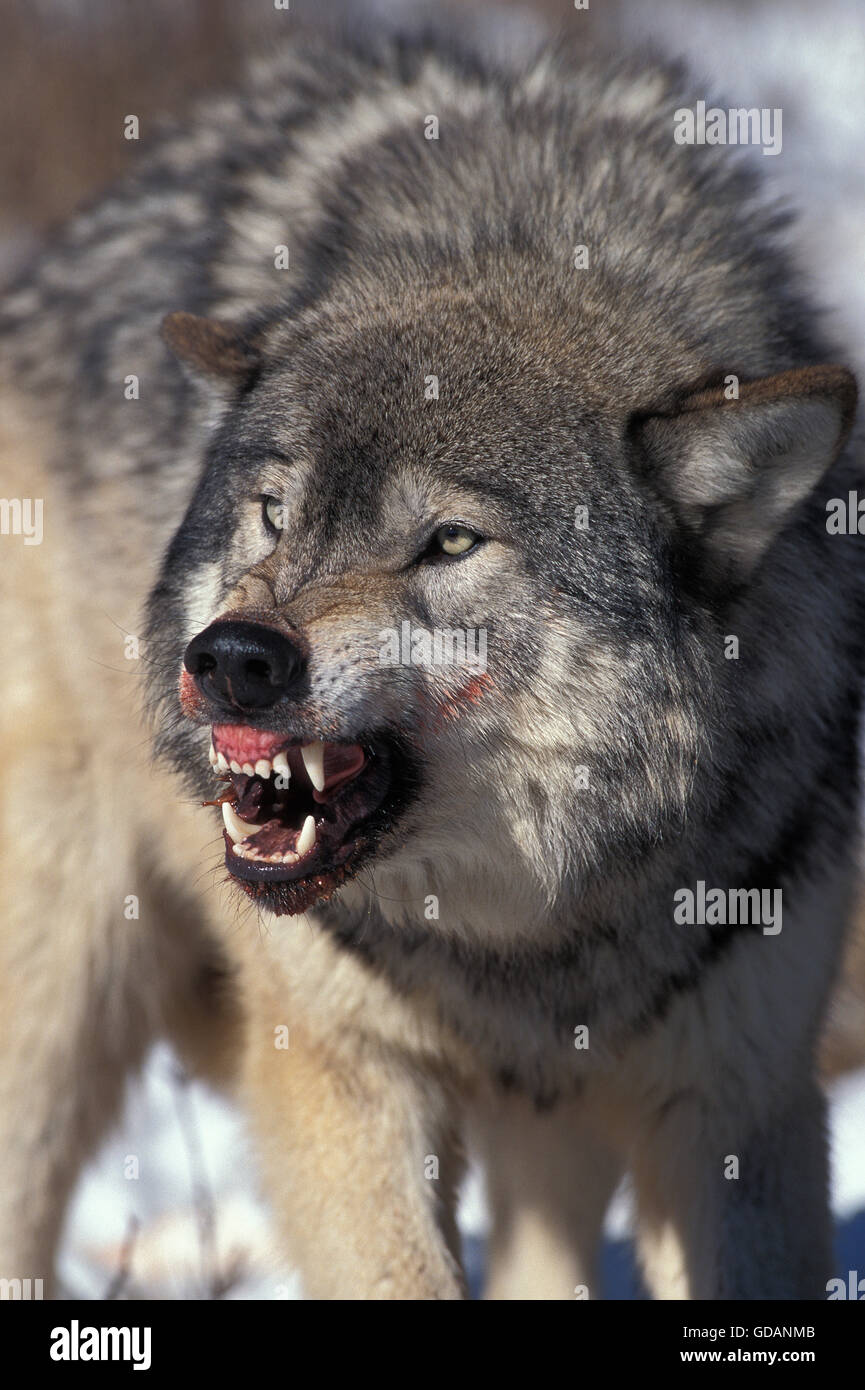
[
  {"left": 222, "top": 800, "right": 261, "bottom": 845},
  {"left": 208, "top": 741, "right": 218, "bottom": 768},
  {"left": 281, "top": 850, "right": 299, "bottom": 864},
  {"left": 230, "top": 760, "right": 242, "bottom": 775},
  {"left": 301, "top": 741, "right": 326, "bottom": 791},
  {"left": 216, "top": 752, "right": 230, "bottom": 773},
  {"left": 242, "top": 762, "right": 255, "bottom": 777},
  {"left": 254, "top": 758, "right": 272, "bottom": 778},
  {"left": 272, "top": 752, "right": 290, "bottom": 781},
  {"left": 296, "top": 813, "right": 316, "bottom": 856}
]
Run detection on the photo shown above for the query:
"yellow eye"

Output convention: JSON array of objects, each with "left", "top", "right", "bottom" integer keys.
[
  {"left": 263, "top": 496, "right": 286, "bottom": 531},
  {"left": 435, "top": 523, "right": 479, "bottom": 556}
]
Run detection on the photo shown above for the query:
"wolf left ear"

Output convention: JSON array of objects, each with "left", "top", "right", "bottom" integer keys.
[
  {"left": 161, "top": 311, "right": 260, "bottom": 391},
  {"left": 631, "top": 365, "right": 857, "bottom": 581}
]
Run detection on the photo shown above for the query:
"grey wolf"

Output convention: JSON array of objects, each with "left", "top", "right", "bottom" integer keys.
[{"left": 0, "top": 32, "right": 862, "bottom": 1299}]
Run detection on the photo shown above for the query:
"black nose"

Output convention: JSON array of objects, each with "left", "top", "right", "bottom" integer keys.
[{"left": 183, "top": 620, "right": 304, "bottom": 713}]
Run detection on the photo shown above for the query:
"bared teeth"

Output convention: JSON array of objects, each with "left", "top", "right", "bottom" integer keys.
[
  {"left": 296, "top": 813, "right": 316, "bottom": 856},
  {"left": 210, "top": 739, "right": 332, "bottom": 793},
  {"left": 301, "top": 741, "right": 326, "bottom": 792},
  {"left": 222, "top": 800, "right": 261, "bottom": 845},
  {"left": 211, "top": 737, "right": 331, "bottom": 867}
]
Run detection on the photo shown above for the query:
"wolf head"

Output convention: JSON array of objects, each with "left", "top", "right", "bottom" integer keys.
[
  {"left": 147, "top": 259, "right": 855, "bottom": 934},
  {"left": 143, "top": 46, "right": 857, "bottom": 935}
]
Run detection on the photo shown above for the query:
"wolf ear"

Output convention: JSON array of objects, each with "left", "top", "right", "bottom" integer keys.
[
  {"left": 631, "top": 365, "right": 857, "bottom": 582},
  {"left": 161, "top": 311, "right": 259, "bottom": 391}
]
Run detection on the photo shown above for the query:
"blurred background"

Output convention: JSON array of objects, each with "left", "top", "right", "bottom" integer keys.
[{"left": 1, "top": 0, "right": 863, "bottom": 1298}]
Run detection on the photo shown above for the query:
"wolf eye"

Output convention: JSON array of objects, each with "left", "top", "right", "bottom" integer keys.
[
  {"left": 433, "top": 523, "right": 481, "bottom": 557},
  {"left": 262, "top": 496, "right": 286, "bottom": 532}
]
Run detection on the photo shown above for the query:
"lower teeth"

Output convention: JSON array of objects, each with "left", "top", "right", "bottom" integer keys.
[
  {"left": 232, "top": 843, "right": 300, "bottom": 865},
  {"left": 221, "top": 795, "right": 318, "bottom": 865}
]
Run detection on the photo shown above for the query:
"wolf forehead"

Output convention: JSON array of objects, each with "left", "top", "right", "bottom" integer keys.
[{"left": 168, "top": 297, "right": 637, "bottom": 525}]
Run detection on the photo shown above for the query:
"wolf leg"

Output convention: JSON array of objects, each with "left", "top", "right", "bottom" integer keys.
[
  {"left": 474, "top": 1092, "right": 621, "bottom": 1300},
  {"left": 0, "top": 499, "right": 150, "bottom": 1289},
  {"left": 0, "top": 733, "right": 239, "bottom": 1296},
  {"left": 0, "top": 735, "right": 156, "bottom": 1294},
  {"left": 0, "top": 426, "right": 236, "bottom": 1292},
  {"left": 0, "top": 820, "right": 242, "bottom": 1296},
  {"left": 240, "top": 1011, "right": 466, "bottom": 1300},
  {"left": 630, "top": 1079, "right": 832, "bottom": 1300}
]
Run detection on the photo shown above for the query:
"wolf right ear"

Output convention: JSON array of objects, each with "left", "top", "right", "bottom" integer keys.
[
  {"left": 631, "top": 365, "right": 857, "bottom": 584},
  {"left": 161, "top": 311, "right": 260, "bottom": 392}
]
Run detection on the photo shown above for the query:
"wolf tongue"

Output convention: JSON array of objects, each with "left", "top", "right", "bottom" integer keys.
[{"left": 235, "top": 775, "right": 264, "bottom": 819}]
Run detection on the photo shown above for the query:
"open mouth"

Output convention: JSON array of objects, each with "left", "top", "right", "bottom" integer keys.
[{"left": 206, "top": 723, "right": 402, "bottom": 915}]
